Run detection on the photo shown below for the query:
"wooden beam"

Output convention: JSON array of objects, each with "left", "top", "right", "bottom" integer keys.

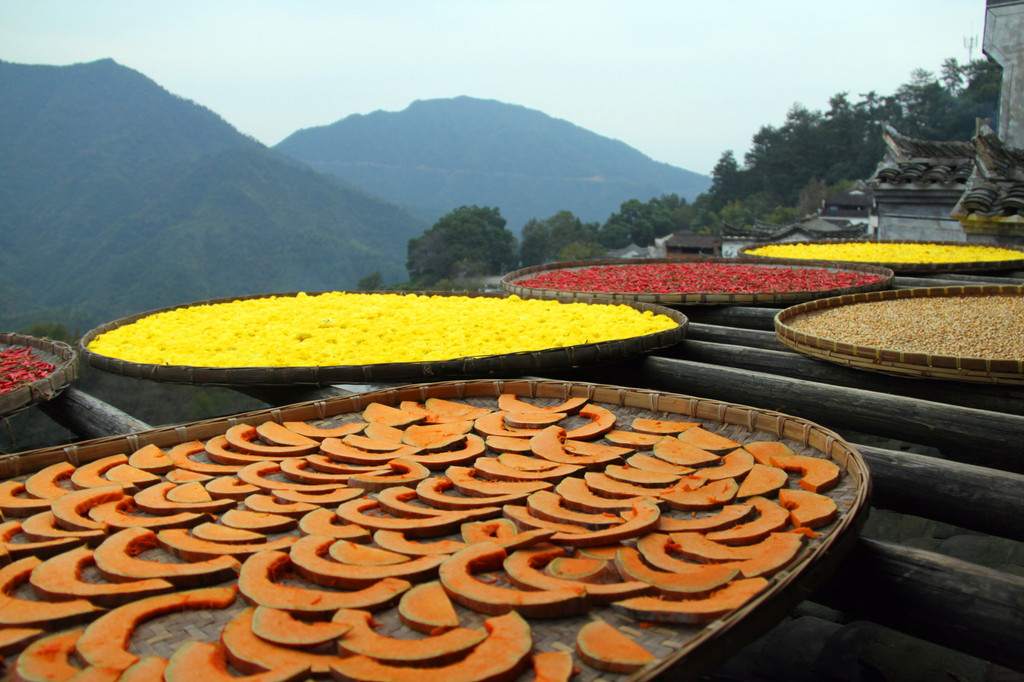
[
  {"left": 665, "top": 338, "right": 1024, "bottom": 416},
  {"left": 37, "top": 387, "right": 152, "bottom": 440},
  {"left": 679, "top": 306, "right": 778, "bottom": 331},
  {"left": 684, "top": 323, "right": 786, "bottom": 351},
  {"left": 638, "top": 356, "right": 1024, "bottom": 468},
  {"left": 812, "top": 538, "right": 1024, "bottom": 672},
  {"left": 854, "top": 443, "right": 1024, "bottom": 542}
]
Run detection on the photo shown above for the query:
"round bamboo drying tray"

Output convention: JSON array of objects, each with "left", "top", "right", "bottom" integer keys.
[
  {"left": 0, "top": 333, "right": 78, "bottom": 418},
  {"left": 775, "top": 285, "right": 1024, "bottom": 385},
  {"left": 0, "top": 379, "right": 869, "bottom": 681},
  {"left": 739, "top": 238, "right": 1024, "bottom": 274},
  {"left": 500, "top": 257, "right": 894, "bottom": 307},
  {"left": 78, "top": 291, "right": 688, "bottom": 387}
]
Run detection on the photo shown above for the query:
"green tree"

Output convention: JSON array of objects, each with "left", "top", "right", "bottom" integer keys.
[
  {"left": 598, "top": 195, "right": 680, "bottom": 249},
  {"left": 519, "top": 211, "right": 600, "bottom": 266},
  {"left": 406, "top": 206, "right": 518, "bottom": 286},
  {"left": 355, "top": 271, "right": 383, "bottom": 291}
]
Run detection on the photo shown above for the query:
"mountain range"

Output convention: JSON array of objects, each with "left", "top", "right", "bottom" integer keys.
[{"left": 0, "top": 58, "right": 710, "bottom": 333}]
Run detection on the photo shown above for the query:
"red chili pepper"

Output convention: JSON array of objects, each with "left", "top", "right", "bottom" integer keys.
[{"left": 0, "top": 346, "right": 56, "bottom": 395}]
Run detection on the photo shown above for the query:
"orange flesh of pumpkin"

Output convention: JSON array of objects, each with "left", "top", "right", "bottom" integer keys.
[
  {"left": 372, "top": 530, "right": 468, "bottom": 557},
  {"left": 397, "top": 580, "right": 461, "bottom": 633},
  {"left": 603, "top": 430, "right": 663, "bottom": 449},
  {"left": 243, "top": 494, "right": 317, "bottom": 517},
  {"left": 362, "top": 422, "right": 406, "bottom": 444},
  {"left": 166, "top": 441, "right": 242, "bottom": 476},
  {"left": 553, "top": 477, "right": 648, "bottom": 513},
  {"left": 204, "top": 476, "right": 261, "bottom": 500},
  {"left": 778, "top": 488, "right": 838, "bottom": 528},
  {"left": 290, "top": 535, "right": 445, "bottom": 589},
  {"left": 736, "top": 463, "right": 789, "bottom": 498},
  {"left": 692, "top": 449, "right": 755, "bottom": 482},
  {"left": 473, "top": 457, "right": 581, "bottom": 482},
  {"left": 526, "top": 490, "right": 621, "bottom": 529},
  {"left": 225, "top": 424, "right": 318, "bottom": 457},
  {"left": 127, "top": 444, "right": 175, "bottom": 474},
  {"left": 564, "top": 404, "right": 617, "bottom": 440},
  {"left": 612, "top": 577, "right": 769, "bottom": 625},
  {"left": 49, "top": 485, "right": 123, "bottom": 532},
  {"left": 94, "top": 527, "right": 243, "bottom": 585},
  {"left": 250, "top": 605, "right": 352, "bottom": 648},
  {"left": 770, "top": 455, "right": 841, "bottom": 493},
  {"left": 74, "top": 585, "right": 237, "bottom": 671},
  {"left": 614, "top": 547, "right": 738, "bottom": 596},
  {"left": 502, "top": 545, "right": 650, "bottom": 604},
  {"left": 630, "top": 417, "right": 700, "bottom": 435},
  {"left": 24, "top": 462, "right": 76, "bottom": 500},
  {"left": 29, "top": 545, "right": 173, "bottom": 607},
  {"left": 165, "top": 468, "right": 215, "bottom": 484},
  {"left": 497, "top": 394, "right": 588, "bottom": 414},
  {"left": 531, "top": 650, "right": 576, "bottom": 682},
  {"left": 502, "top": 412, "right": 566, "bottom": 429},
  {"left": 654, "top": 503, "right": 754, "bottom": 533},
  {"left": 117, "top": 656, "right": 169, "bottom": 682},
  {"left": 575, "top": 619, "right": 656, "bottom": 673},
  {"left": 164, "top": 639, "right": 310, "bottom": 682},
  {"left": 626, "top": 453, "right": 693, "bottom": 476},
  {"left": 328, "top": 611, "right": 533, "bottom": 682},
  {"left": 281, "top": 420, "right": 367, "bottom": 440},
  {"left": 333, "top": 608, "right": 487, "bottom": 663},
  {"left": 156, "top": 527, "right": 295, "bottom": 562},
  {"left": 704, "top": 497, "right": 791, "bottom": 545},
  {"left": 10, "top": 629, "right": 83, "bottom": 682},
  {"left": 603, "top": 464, "right": 681, "bottom": 488},
  {"left": 191, "top": 522, "right": 267, "bottom": 545},
  {"left": 0, "top": 556, "right": 102, "bottom": 629},
  {"left": 254, "top": 421, "right": 320, "bottom": 449},
  {"left": 660, "top": 477, "right": 739, "bottom": 511},
  {"left": 484, "top": 435, "right": 533, "bottom": 454},
  {"left": 651, "top": 437, "right": 721, "bottom": 467},
  {"left": 220, "top": 508, "right": 297, "bottom": 534},
  {"left": 69, "top": 454, "right": 130, "bottom": 490},
  {"left": 676, "top": 426, "right": 741, "bottom": 452},
  {"left": 297, "top": 507, "right": 371, "bottom": 541},
  {"left": 220, "top": 607, "right": 346, "bottom": 676},
  {"left": 362, "top": 402, "right": 424, "bottom": 427},
  {"left": 743, "top": 440, "right": 796, "bottom": 466},
  {"left": 402, "top": 421, "right": 473, "bottom": 449},
  {"left": 722, "top": 532, "right": 804, "bottom": 578}
]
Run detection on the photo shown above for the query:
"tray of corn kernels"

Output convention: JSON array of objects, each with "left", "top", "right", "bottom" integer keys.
[
  {"left": 740, "top": 239, "right": 1024, "bottom": 274},
  {"left": 775, "top": 285, "right": 1024, "bottom": 384},
  {"left": 78, "top": 291, "right": 687, "bottom": 387},
  {"left": 0, "top": 379, "right": 868, "bottom": 681}
]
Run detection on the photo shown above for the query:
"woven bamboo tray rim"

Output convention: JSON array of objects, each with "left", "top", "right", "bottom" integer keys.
[
  {"left": 77, "top": 290, "right": 688, "bottom": 387},
  {"left": 0, "top": 379, "right": 869, "bottom": 681},
  {"left": 500, "top": 256, "right": 895, "bottom": 307},
  {"left": 775, "top": 285, "right": 1024, "bottom": 385},
  {"left": 0, "top": 333, "right": 78, "bottom": 418},
  {"left": 739, "top": 238, "right": 1024, "bottom": 274}
]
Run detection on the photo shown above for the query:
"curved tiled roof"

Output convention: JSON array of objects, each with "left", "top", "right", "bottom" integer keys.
[
  {"left": 867, "top": 124, "right": 974, "bottom": 188},
  {"left": 952, "top": 121, "right": 1024, "bottom": 219}
]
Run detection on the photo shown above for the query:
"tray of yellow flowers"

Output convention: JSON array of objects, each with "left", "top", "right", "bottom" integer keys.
[
  {"left": 740, "top": 239, "right": 1024, "bottom": 274},
  {"left": 79, "top": 291, "right": 687, "bottom": 387}
]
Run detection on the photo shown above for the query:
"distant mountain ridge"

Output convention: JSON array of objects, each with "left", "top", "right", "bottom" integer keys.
[
  {"left": 0, "top": 59, "right": 426, "bottom": 331},
  {"left": 275, "top": 96, "right": 711, "bottom": 231}
]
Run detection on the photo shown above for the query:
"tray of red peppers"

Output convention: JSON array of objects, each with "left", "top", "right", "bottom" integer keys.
[
  {"left": 0, "top": 333, "right": 78, "bottom": 418},
  {"left": 501, "top": 257, "right": 894, "bottom": 306}
]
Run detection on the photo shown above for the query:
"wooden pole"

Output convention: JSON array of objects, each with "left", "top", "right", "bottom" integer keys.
[
  {"left": 37, "top": 387, "right": 151, "bottom": 439},
  {"left": 812, "top": 538, "right": 1024, "bottom": 672}
]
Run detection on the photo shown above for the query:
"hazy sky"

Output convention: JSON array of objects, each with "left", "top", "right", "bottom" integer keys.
[{"left": 1, "top": 1, "right": 986, "bottom": 175}]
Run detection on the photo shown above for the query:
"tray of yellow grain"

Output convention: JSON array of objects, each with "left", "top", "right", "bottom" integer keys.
[
  {"left": 77, "top": 291, "right": 687, "bottom": 387},
  {"left": 740, "top": 239, "right": 1024, "bottom": 274},
  {"left": 0, "top": 379, "right": 869, "bottom": 681},
  {"left": 775, "top": 285, "right": 1024, "bottom": 384}
]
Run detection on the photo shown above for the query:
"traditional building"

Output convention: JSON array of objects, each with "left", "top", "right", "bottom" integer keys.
[
  {"left": 950, "top": 120, "right": 1024, "bottom": 245},
  {"left": 864, "top": 124, "right": 974, "bottom": 241},
  {"left": 663, "top": 231, "right": 720, "bottom": 257},
  {"left": 719, "top": 216, "right": 867, "bottom": 257}
]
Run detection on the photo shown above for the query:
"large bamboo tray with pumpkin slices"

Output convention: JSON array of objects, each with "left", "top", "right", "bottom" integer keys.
[
  {"left": 77, "top": 291, "right": 688, "bottom": 387},
  {"left": 775, "top": 285, "right": 1024, "bottom": 385},
  {"left": 0, "top": 333, "right": 78, "bottom": 419},
  {"left": 500, "top": 257, "right": 894, "bottom": 306},
  {"left": 0, "top": 379, "right": 868, "bottom": 682}
]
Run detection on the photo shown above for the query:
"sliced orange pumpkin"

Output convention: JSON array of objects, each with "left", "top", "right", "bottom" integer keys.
[
  {"left": 770, "top": 454, "right": 841, "bottom": 493},
  {"left": 676, "top": 426, "right": 741, "bottom": 452},
  {"left": 69, "top": 455, "right": 132, "bottom": 491},
  {"left": 51, "top": 485, "right": 123, "bottom": 531},
  {"left": 328, "top": 539, "right": 409, "bottom": 566},
  {"left": 94, "top": 527, "right": 241, "bottom": 586},
  {"left": 320, "top": 438, "right": 419, "bottom": 465},
  {"left": 23, "top": 461, "right": 75, "bottom": 500},
  {"left": 28, "top": 540, "right": 173, "bottom": 606},
  {"left": 204, "top": 475, "right": 260, "bottom": 500},
  {"left": 0, "top": 480, "right": 58, "bottom": 518},
  {"left": 164, "top": 639, "right": 309, "bottom": 682},
  {"left": 503, "top": 411, "right": 566, "bottom": 429},
  {"left": 473, "top": 411, "right": 549, "bottom": 438},
  {"left": 397, "top": 580, "right": 460, "bottom": 634},
  {"left": 255, "top": 421, "right": 321, "bottom": 449},
  {"left": 336, "top": 499, "right": 470, "bottom": 538},
  {"left": 236, "top": 550, "right": 409, "bottom": 615},
  {"left": 459, "top": 519, "right": 556, "bottom": 551},
  {"left": 20, "top": 511, "right": 105, "bottom": 547},
  {"left": 631, "top": 417, "right": 700, "bottom": 435},
  {"left": 250, "top": 605, "right": 352, "bottom": 648},
  {"left": 660, "top": 478, "right": 739, "bottom": 511},
  {"left": 472, "top": 457, "right": 581, "bottom": 482},
  {"left": 721, "top": 531, "right": 804, "bottom": 578},
  {"left": 691, "top": 449, "right": 755, "bottom": 482},
  {"left": 531, "top": 651, "right": 575, "bottom": 682},
  {"left": 157, "top": 527, "right": 295, "bottom": 562},
  {"left": 404, "top": 434, "right": 488, "bottom": 469},
  {"left": 778, "top": 488, "right": 838, "bottom": 528},
  {"left": 348, "top": 459, "right": 431, "bottom": 492},
  {"left": 220, "top": 607, "right": 346, "bottom": 676},
  {"left": 614, "top": 547, "right": 738, "bottom": 597},
  {"left": 503, "top": 544, "right": 650, "bottom": 604},
  {"left": 603, "top": 464, "right": 681, "bottom": 488},
  {"left": 483, "top": 435, "right": 533, "bottom": 454},
  {"left": 0, "top": 627, "right": 44, "bottom": 658},
  {"left": 736, "top": 463, "right": 788, "bottom": 498},
  {"left": 654, "top": 503, "right": 754, "bottom": 533},
  {"left": 612, "top": 577, "right": 769, "bottom": 624},
  {"left": 75, "top": 586, "right": 236, "bottom": 671},
  {"left": 526, "top": 490, "right": 621, "bottom": 530},
  {"left": 372, "top": 530, "right": 468, "bottom": 557},
  {"left": 743, "top": 440, "right": 796, "bottom": 466},
  {"left": 704, "top": 496, "right": 791, "bottom": 545},
  {"left": 362, "top": 402, "right": 424, "bottom": 427},
  {"left": 553, "top": 477, "right": 650, "bottom": 513},
  {"left": 117, "top": 656, "right": 169, "bottom": 682},
  {"left": 328, "top": 611, "right": 533, "bottom": 682},
  {"left": 362, "top": 421, "right": 406, "bottom": 444},
  {"left": 603, "top": 430, "right": 663, "bottom": 449},
  {"left": 105, "top": 464, "right": 161, "bottom": 490},
  {"left": 529, "top": 426, "right": 623, "bottom": 469},
  {"left": 635, "top": 532, "right": 712, "bottom": 574},
  {"left": 133, "top": 481, "right": 235, "bottom": 516},
  {"left": 583, "top": 471, "right": 670, "bottom": 499},
  {"left": 297, "top": 508, "right": 370, "bottom": 541},
  {"left": 0, "top": 520, "right": 84, "bottom": 562},
  {"left": 415, "top": 476, "right": 532, "bottom": 511},
  {"left": 497, "top": 394, "right": 588, "bottom": 414},
  {"left": 438, "top": 542, "right": 589, "bottom": 618},
  {"left": 167, "top": 440, "right": 242, "bottom": 475},
  {"left": 626, "top": 453, "right": 694, "bottom": 476},
  {"left": 651, "top": 436, "right": 720, "bottom": 467},
  {"left": 669, "top": 531, "right": 796, "bottom": 562},
  {"left": 8, "top": 629, "right": 83, "bottom": 682},
  {"left": 243, "top": 494, "right": 317, "bottom": 518},
  {"left": 204, "top": 435, "right": 299, "bottom": 466},
  {"left": 191, "top": 522, "right": 267, "bottom": 545},
  {"left": 549, "top": 498, "right": 662, "bottom": 547},
  {"left": 165, "top": 468, "right": 214, "bottom": 484},
  {"left": 333, "top": 608, "right": 486, "bottom": 663},
  {"left": 87, "top": 498, "right": 208, "bottom": 532},
  {"left": 563, "top": 404, "right": 616, "bottom": 440},
  {"left": 272, "top": 487, "right": 364, "bottom": 506},
  {"left": 127, "top": 443, "right": 174, "bottom": 474},
  {"left": 575, "top": 619, "right": 656, "bottom": 673},
  {"left": 281, "top": 420, "right": 367, "bottom": 440},
  {"left": 544, "top": 556, "right": 620, "bottom": 584},
  {"left": 291, "top": 535, "right": 444, "bottom": 589},
  {"left": 445, "top": 466, "right": 553, "bottom": 498},
  {"left": 402, "top": 421, "right": 474, "bottom": 450},
  {"left": 225, "top": 423, "right": 318, "bottom": 457},
  {"left": 0, "top": 556, "right": 102, "bottom": 628},
  {"left": 221, "top": 508, "right": 297, "bottom": 534}
]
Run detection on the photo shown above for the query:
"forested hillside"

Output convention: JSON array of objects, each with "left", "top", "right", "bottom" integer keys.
[
  {"left": 274, "top": 96, "right": 712, "bottom": 232},
  {"left": 0, "top": 59, "right": 426, "bottom": 333}
]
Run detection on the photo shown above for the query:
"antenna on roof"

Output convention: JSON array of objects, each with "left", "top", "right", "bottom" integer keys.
[{"left": 964, "top": 34, "right": 977, "bottom": 62}]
